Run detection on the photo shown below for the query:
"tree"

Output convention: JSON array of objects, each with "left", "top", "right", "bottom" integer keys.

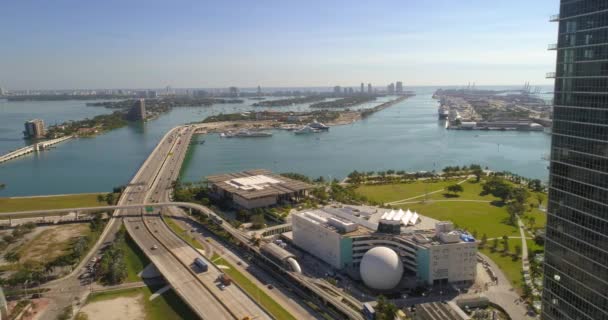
[
  {"left": 511, "top": 187, "right": 530, "bottom": 205},
  {"left": 251, "top": 213, "right": 266, "bottom": 229},
  {"left": 375, "top": 295, "right": 398, "bottom": 320},
  {"left": 446, "top": 184, "right": 464, "bottom": 196},
  {"left": 472, "top": 168, "right": 484, "bottom": 182},
  {"left": 528, "top": 179, "right": 543, "bottom": 192},
  {"left": 0, "top": 183, "right": 5, "bottom": 190},
  {"left": 507, "top": 201, "right": 525, "bottom": 225},
  {"left": 105, "top": 193, "right": 115, "bottom": 205},
  {"left": 480, "top": 233, "right": 488, "bottom": 248},
  {"left": 492, "top": 238, "right": 499, "bottom": 251},
  {"left": 96, "top": 194, "right": 105, "bottom": 203},
  {"left": 482, "top": 177, "right": 513, "bottom": 202},
  {"left": 535, "top": 193, "right": 545, "bottom": 207},
  {"left": 502, "top": 235, "right": 510, "bottom": 253},
  {"left": 514, "top": 245, "right": 522, "bottom": 259}
]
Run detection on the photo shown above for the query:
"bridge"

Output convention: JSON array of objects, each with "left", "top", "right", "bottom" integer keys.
[{"left": 0, "top": 135, "right": 73, "bottom": 164}]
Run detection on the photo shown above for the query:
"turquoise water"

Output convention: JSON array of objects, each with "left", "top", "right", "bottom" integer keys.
[{"left": 0, "top": 87, "right": 551, "bottom": 197}]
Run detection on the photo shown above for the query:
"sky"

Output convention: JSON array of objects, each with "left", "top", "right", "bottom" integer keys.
[{"left": 0, "top": 0, "right": 559, "bottom": 90}]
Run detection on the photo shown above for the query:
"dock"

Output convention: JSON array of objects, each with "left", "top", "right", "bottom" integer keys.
[{"left": 0, "top": 135, "right": 73, "bottom": 164}]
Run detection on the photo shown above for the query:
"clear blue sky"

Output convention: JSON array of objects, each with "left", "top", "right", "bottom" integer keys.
[{"left": 1, "top": 0, "right": 559, "bottom": 90}]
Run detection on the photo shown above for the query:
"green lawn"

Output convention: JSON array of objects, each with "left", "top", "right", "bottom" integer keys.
[
  {"left": 212, "top": 254, "right": 296, "bottom": 320},
  {"left": 163, "top": 216, "right": 204, "bottom": 250},
  {"left": 355, "top": 180, "right": 460, "bottom": 203},
  {"left": 480, "top": 238, "right": 526, "bottom": 291},
  {"left": 86, "top": 284, "right": 197, "bottom": 320},
  {"left": 122, "top": 233, "right": 151, "bottom": 282},
  {"left": 0, "top": 193, "right": 106, "bottom": 213},
  {"left": 399, "top": 201, "right": 519, "bottom": 238}
]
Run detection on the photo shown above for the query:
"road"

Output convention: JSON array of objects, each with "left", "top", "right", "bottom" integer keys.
[{"left": 39, "top": 125, "right": 270, "bottom": 320}]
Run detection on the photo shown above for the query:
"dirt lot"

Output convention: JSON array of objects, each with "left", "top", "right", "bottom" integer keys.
[
  {"left": 17, "top": 224, "right": 90, "bottom": 263},
  {"left": 80, "top": 295, "right": 145, "bottom": 320}
]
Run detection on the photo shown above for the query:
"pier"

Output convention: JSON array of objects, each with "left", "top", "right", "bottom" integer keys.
[{"left": 0, "top": 135, "right": 73, "bottom": 164}]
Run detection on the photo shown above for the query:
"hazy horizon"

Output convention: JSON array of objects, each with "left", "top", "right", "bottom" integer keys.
[{"left": 1, "top": 0, "right": 558, "bottom": 90}]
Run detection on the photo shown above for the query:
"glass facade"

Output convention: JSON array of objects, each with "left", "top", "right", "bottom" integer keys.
[{"left": 543, "top": 1, "right": 608, "bottom": 320}]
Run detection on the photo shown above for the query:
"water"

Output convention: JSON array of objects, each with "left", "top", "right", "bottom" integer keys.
[{"left": 0, "top": 87, "right": 551, "bottom": 197}]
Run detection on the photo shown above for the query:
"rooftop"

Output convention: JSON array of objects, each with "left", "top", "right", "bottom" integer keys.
[{"left": 207, "top": 169, "right": 312, "bottom": 200}]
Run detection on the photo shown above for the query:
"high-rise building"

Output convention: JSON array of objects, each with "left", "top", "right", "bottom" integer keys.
[
  {"left": 228, "top": 86, "right": 239, "bottom": 97},
  {"left": 396, "top": 81, "right": 403, "bottom": 94},
  {"left": 368, "top": 83, "right": 372, "bottom": 94},
  {"left": 23, "top": 119, "right": 45, "bottom": 139},
  {"left": 333, "top": 86, "right": 341, "bottom": 95},
  {"left": 542, "top": 2, "right": 608, "bottom": 320},
  {"left": 257, "top": 85, "right": 262, "bottom": 97},
  {"left": 127, "top": 99, "right": 146, "bottom": 121},
  {"left": 0, "top": 87, "right": 4, "bottom": 96},
  {"left": 387, "top": 83, "right": 395, "bottom": 94},
  {"left": 360, "top": 82, "right": 364, "bottom": 93}
]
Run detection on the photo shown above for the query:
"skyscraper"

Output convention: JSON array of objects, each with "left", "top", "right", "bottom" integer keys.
[
  {"left": 257, "top": 85, "right": 262, "bottom": 97},
  {"left": 127, "top": 99, "right": 146, "bottom": 122},
  {"left": 368, "top": 83, "right": 372, "bottom": 94},
  {"left": 387, "top": 83, "right": 395, "bottom": 94},
  {"left": 396, "top": 81, "right": 403, "bottom": 94},
  {"left": 542, "top": 2, "right": 608, "bottom": 320},
  {"left": 23, "top": 119, "right": 45, "bottom": 138},
  {"left": 333, "top": 86, "right": 341, "bottom": 95},
  {"left": 228, "top": 86, "right": 239, "bottom": 97},
  {"left": 360, "top": 82, "right": 364, "bottom": 93}
]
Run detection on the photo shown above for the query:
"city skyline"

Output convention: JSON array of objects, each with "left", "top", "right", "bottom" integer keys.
[{"left": 1, "top": 0, "right": 558, "bottom": 90}]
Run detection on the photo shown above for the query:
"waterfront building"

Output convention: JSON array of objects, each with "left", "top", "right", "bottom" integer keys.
[
  {"left": 396, "top": 81, "right": 403, "bottom": 93},
  {"left": 0, "top": 87, "right": 4, "bottom": 96},
  {"left": 206, "top": 169, "right": 312, "bottom": 209},
  {"left": 229, "top": 86, "right": 239, "bottom": 97},
  {"left": 23, "top": 119, "right": 45, "bottom": 138},
  {"left": 291, "top": 208, "right": 477, "bottom": 290},
  {"left": 542, "top": 1, "right": 608, "bottom": 320},
  {"left": 127, "top": 99, "right": 146, "bottom": 121},
  {"left": 368, "top": 83, "right": 372, "bottom": 94},
  {"left": 387, "top": 83, "right": 395, "bottom": 94}
]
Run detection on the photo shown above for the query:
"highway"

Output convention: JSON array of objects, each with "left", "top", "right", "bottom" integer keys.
[{"left": 119, "top": 125, "right": 270, "bottom": 320}]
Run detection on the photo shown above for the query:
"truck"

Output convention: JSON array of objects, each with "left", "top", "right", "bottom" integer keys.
[
  {"left": 363, "top": 302, "right": 375, "bottom": 320},
  {"left": 194, "top": 257, "right": 208, "bottom": 273},
  {"left": 218, "top": 273, "right": 232, "bottom": 286}
]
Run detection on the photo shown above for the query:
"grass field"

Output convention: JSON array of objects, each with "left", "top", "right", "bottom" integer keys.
[
  {"left": 0, "top": 193, "right": 107, "bottom": 213},
  {"left": 212, "top": 254, "right": 296, "bottom": 320},
  {"left": 399, "top": 201, "right": 519, "bottom": 238},
  {"left": 86, "top": 284, "right": 197, "bottom": 320},
  {"left": 480, "top": 238, "right": 525, "bottom": 290},
  {"left": 355, "top": 180, "right": 460, "bottom": 204},
  {"left": 16, "top": 224, "right": 91, "bottom": 264},
  {"left": 122, "top": 233, "right": 151, "bottom": 282}
]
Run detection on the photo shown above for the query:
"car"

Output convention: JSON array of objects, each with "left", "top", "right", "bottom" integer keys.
[
  {"left": 135, "top": 225, "right": 140, "bottom": 229},
  {"left": 267, "top": 284, "right": 274, "bottom": 289},
  {"left": 236, "top": 261, "right": 242, "bottom": 266},
  {"left": 151, "top": 245, "right": 158, "bottom": 250},
  {"left": 218, "top": 284, "right": 226, "bottom": 290}
]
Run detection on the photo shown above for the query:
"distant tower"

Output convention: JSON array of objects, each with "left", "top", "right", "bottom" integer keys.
[
  {"left": 257, "top": 85, "right": 262, "bottom": 97},
  {"left": 228, "top": 87, "right": 239, "bottom": 97},
  {"left": 333, "top": 86, "right": 341, "bottom": 95},
  {"left": 165, "top": 85, "right": 172, "bottom": 94},
  {"left": 23, "top": 119, "right": 45, "bottom": 139},
  {"left": 127, "top": 99, "right": 146, "bottom": 121},
  {"left": 0, "top": 87, "right": 4, "bottom": 96},
  {"left": 396, "top": 81, "right": 403, "bottom": 94},
  {"left": 360, "top": 83, "right": 364, "bottom": 93},
  {"left": 368, "top": 83, "right": 372, "bottom": 94},
  {"left": 387, "top": 83, "right": 395, "bottom": 94}
]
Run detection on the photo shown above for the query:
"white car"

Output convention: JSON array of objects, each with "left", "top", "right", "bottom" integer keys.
[{"left": 151, "top": 245, "right": 158, "bottom": 250}]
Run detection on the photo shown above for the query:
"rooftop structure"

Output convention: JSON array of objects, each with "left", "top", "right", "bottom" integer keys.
[{"left": 206, "top": 169, "right": 312, "bottom": 209}]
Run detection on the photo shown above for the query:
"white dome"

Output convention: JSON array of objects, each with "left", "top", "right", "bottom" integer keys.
[{"left": 359, "top": 247, "right": 403, "bottom": 290}]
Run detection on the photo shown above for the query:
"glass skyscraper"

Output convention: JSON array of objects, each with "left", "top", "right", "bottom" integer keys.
[{"left": 543, "top": 1, "right": 608, "bottom": 320}]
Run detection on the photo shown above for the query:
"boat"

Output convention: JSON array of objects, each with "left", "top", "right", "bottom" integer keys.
[
  {"left": 308, "top": 120, "right": 330, "bottom": 131},
  {"left": 438, "top": 106, "right": 449, "bottom": 119},
  {"left": 224, "top": 130, "right": 272, "bottom": 138},
  {"left": 294, "top": 125, "right": 321, "bottom": 135}
]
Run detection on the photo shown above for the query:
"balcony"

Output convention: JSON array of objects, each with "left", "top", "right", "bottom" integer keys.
[
  {"left": 550, "top": 14, "right": 560, "bottom": 22},
  {"left": 548, "top": 43, "right": 558, "bottom": 50},
  {"left": 546, "top": 72, "right": 556, "bottom": 79}
]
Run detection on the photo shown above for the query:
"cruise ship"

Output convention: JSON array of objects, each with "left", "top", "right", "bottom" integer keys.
[
  {"left": 438, "top": 106, "right": 449, "bottom": 119},
  {"left": 294, "top": 125, "right": 321, "bottom": 135},
  {"left": 308, "top": 120, "right": 330, "bottom": 131},
  {"left": 222, "top": 130, "right": 273, "bottom": 138}
]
